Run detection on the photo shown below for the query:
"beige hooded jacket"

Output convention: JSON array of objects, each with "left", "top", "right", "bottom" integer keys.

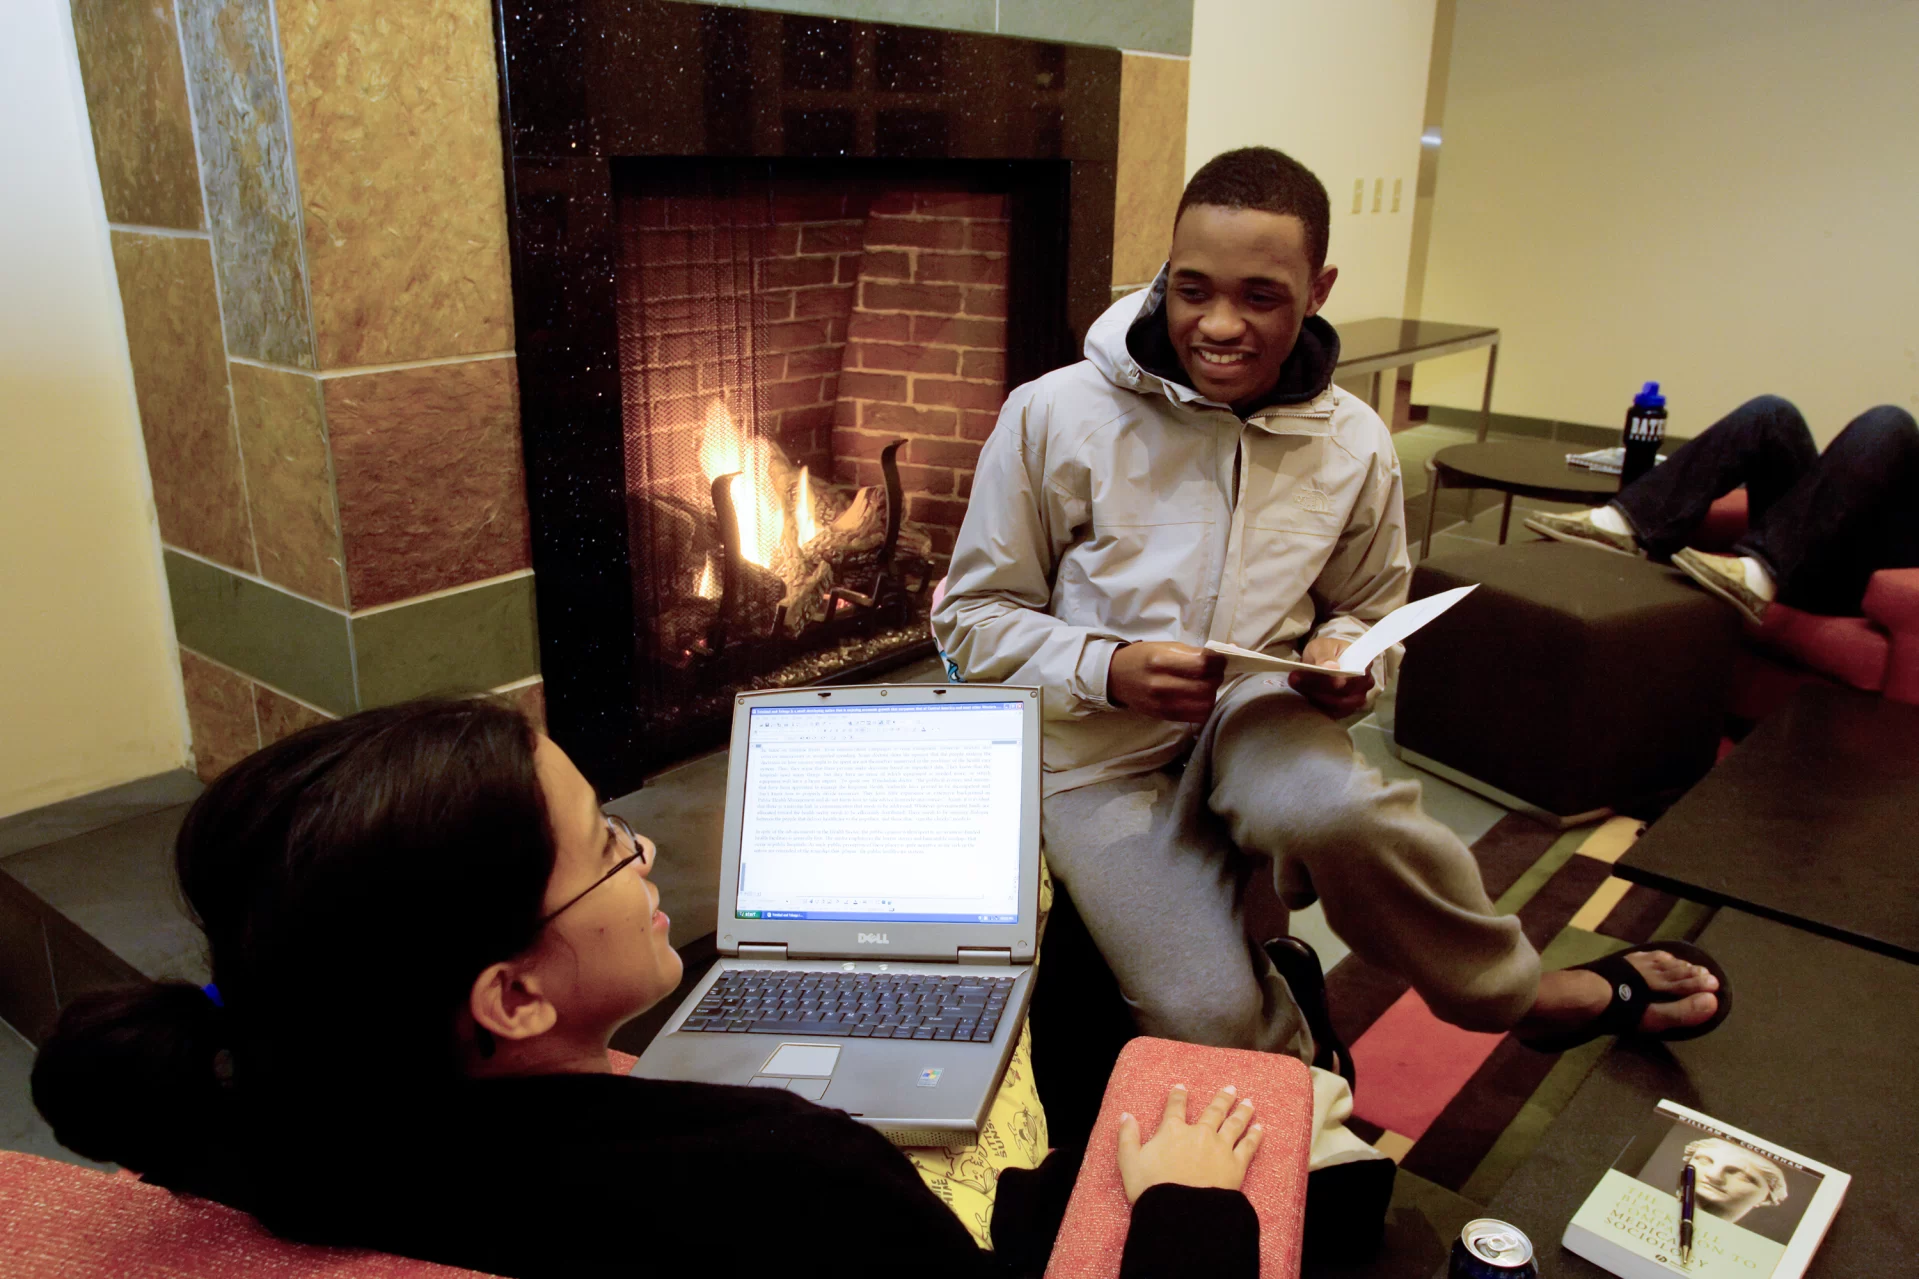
[{"left": 932, "top": 274, "right": 1413, "bottom": 797}]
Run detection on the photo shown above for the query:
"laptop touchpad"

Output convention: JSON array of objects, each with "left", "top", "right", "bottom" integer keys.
[{"left": 763, "top": 1044, "right": 841, "bottom": 1077}]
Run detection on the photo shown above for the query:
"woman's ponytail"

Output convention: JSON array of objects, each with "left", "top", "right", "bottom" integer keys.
[{"left": 31, "top": 981, "right": 240, "bottom": 1200}]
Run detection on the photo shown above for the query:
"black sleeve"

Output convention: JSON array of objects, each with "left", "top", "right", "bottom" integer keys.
[
  {"left": 989, "top": 1146, "right": 1085, "bottom": 1276},
  {"left": 1117, "top": 1185, "right": 1259, "bottom": 1279}
]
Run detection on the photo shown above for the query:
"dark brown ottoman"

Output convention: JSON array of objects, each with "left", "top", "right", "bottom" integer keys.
[{"left": 1393, "top": 542, "right": 1740, "bottom": 824}]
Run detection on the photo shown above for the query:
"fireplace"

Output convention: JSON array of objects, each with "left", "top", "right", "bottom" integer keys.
[{"left": 498, "top": 0, "right": 1120, "bottom": 792}]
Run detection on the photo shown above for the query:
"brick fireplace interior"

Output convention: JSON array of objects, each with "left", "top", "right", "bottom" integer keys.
[
  {"left": 501, "top": 2, "right": 1120, "bottom": 789},
  {"left": 617, "top": 162, "right": 1035, "bottom": 744}
]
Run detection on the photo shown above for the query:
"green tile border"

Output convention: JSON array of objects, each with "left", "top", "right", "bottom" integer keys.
[
  {"left": 712, "top": 0, "right": 995, "bottom": 35},
  {"left": 165, "top": 551, "right": 541, "bottom": 713},
  {"left": 998, "top": 0, "right": 1192, "bottom": 55},
  {"left": 165, "top": 550, "right": 355, "bottom": 713},
  {"left": 351, "top": 575, "right": 540, "bottom": 709},
  {"left": 709, "top": 0, "right": 1192, "bottom": 53}
]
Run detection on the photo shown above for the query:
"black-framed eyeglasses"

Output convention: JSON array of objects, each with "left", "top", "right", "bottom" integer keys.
[{"left": 540, "top": 814, "right": 654, "bottom": 926}]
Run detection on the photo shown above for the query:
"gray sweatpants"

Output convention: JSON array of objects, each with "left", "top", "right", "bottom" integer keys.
[{"left": 1040, "top": 675, "right": 1540, "bottom": 1056}]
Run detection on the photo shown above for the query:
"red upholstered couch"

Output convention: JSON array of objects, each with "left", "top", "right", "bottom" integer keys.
[{"left": 1694, "top": 491, "right": 1919, "bottom": 718}]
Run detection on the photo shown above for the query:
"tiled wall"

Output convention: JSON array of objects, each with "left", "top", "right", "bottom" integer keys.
[
  {"left": 69, "top": 0, "right": 540, "bottom": 782},
  {"left": 68, "top": 0, "right": 1186, "bottom": 782},
  {"left": 1113, "top": 52, "right": 1191, "bottom": 295}
]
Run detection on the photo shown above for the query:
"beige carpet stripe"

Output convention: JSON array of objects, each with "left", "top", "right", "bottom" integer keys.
[
  {"left": 1567, "top": 875, "right": 1635, "bottom": 932},
  {"left": 1575, "top": 815, "right": 1647, "bottom": 864}
]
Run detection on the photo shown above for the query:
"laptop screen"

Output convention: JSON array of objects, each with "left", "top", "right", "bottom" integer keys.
[{"left": 733, "top": 700, "right": 1025, "bottom": 924}]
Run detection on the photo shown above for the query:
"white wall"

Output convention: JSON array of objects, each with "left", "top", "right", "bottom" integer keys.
[
  {"left": 0, "top": 0, "right": 189, "bottom": 817},
  {"left": 1415, "top": 0, "right": 1919, "bottom": 442},
  {"left": 1185, "top": 0, "right": 1439, "bottom": 324}
]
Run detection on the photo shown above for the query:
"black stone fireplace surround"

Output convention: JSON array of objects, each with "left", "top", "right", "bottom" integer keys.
[{"left": 494, "top": 0, "right": 1121, "bottom": 794}]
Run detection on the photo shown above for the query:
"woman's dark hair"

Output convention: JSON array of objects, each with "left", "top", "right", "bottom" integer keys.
[
  {"left": 31, "top": 699, "right": 555, "bottom": 1202},
  {"left": 1176, "top": 145, "right": 1332, "bottom": 273}
]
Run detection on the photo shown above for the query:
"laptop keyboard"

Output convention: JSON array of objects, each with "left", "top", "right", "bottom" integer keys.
[{"left": 677, "top": 970, "right": 1016, "bottom": 1041}]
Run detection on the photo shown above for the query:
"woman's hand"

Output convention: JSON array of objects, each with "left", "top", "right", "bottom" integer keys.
[{"left": 1116, "top": 1084, "right": 1264, "bottom": 1204}]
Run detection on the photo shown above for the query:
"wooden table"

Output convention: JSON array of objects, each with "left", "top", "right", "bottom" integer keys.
[
  {"left": 1334, "top": 318, "right": 1500, "bottom": 437},
  {"left": 1615, "top": 683, "right": 1919, "bottom": 964}
]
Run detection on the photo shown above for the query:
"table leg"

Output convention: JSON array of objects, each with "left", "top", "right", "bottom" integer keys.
[
  {"left": 1421, "top": 461, "right": 1442, "bottom": 560},
  {"left": 1498, "top": 494, "right": 1514, "bottom": 544},
  {"left": 1369, "top": 371, "right": 1382, "bottom": 410},
  {"left": 1477, "top": 341, "right": 1500, "bottom": 442}
]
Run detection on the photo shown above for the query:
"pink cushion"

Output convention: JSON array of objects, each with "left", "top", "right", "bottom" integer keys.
[
  {"left": 0, "top": 1150, "right": 490, "bottom": 1278},
  {"left": 1753, "top": 605, "right": 1890, "bottom": 692},
  {"left": 1693, "top": 489, "right": 1750, "bottom": 552},
  {"left": 1045, "top": 1038, "right": 1313, "bottom": 1279},
  {"left": 1864, "top": 567, "right": 1919, "bottom": 634}
]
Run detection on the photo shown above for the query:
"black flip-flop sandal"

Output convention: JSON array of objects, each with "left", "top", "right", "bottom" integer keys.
[{"left": 1518, "top": 940, "right": 1732, "bottom": 1054}]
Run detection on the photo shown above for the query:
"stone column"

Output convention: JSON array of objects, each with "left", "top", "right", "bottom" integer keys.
[
  {"left": 1111, "top": 51, "right": 1191, "bottom": 299},
  {"left": 68, "top": 0, "right": 541, "bottom": 781}
]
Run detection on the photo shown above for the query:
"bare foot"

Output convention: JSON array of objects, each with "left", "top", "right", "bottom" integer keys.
[{"left": 1517, "top": 950, "right": 1720, "bottom": 1038}]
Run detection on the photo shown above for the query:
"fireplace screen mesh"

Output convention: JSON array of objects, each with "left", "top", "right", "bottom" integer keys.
[{"left": 615, "top": 162, "right": 1012, "bottom": 738}]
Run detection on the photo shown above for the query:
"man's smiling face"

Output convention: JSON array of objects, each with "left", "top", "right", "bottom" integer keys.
[{"left": 1164, "top": 204, "right": 1337, "bottom": 410}]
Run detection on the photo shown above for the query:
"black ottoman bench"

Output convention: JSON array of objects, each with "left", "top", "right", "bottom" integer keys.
[{"left": 1393, "top": 542, "right": 1741, "bottom": 824}]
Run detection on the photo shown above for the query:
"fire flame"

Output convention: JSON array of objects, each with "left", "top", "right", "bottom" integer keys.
[
  {"left": 795, "top": 466, "right": 819, "bottom": 547},
  {"left": 699, "top": 398, "right": 784, "bottom": 569},
  {"left": 694, "top": 557, "right": 720, "bottom": 601}
]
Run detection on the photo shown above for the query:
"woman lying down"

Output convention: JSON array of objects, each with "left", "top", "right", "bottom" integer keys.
[{"left": 32, "top": 700, "right": 1269, "bottom": 1278}]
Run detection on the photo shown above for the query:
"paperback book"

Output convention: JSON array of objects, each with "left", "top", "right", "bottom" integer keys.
[{"left": 1562, "top": 1101, "right": 1847, "bottom": 1278}]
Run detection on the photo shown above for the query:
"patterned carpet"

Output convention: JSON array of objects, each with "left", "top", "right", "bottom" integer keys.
[{"left": 1325, "top": 813, "right": 1714, "bottom": 1204}]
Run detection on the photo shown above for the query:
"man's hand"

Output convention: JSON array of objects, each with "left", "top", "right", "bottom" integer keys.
[
  {"left": 1287, "top": 635, "right": 1374, "bottom": 718},
  {"left": 1117, "top": 1084, "right": 1264, "bottom": 1205},
  {"left": 1107, "top": 642, "right": 1225, "bottom": 723}
]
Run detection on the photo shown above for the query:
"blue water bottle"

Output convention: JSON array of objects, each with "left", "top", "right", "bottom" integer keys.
[{"left": 1620, "top": 381, "right": 1666, "bottom": 488}]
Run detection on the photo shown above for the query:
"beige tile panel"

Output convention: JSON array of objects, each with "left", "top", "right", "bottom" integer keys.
[
  {"left": 110, "top": 232, "right": 254, "bottom": 572},
  {"left": 69, "top": 0, "right": 205, "bottom": 230},
  {"left": 228, "top": 362, "right": 346, "bottom": 606},
  {"left": 324, "top": 357, "right": 532, "bottom": 609},
  {"left": 1112, "top": 53, "right": 1188, "bottom": 287},
  {"left": 254, "top": 683, "right": 332, "bottom": 745},
  {"left": 179, "top": 649, "right": 259, "bottom": 782},
  {"left": 277, "top": 0, "right": 513, "bottom": 368},
  {"left": 176, "top": 0, "right": 317, "bottom": 368}
]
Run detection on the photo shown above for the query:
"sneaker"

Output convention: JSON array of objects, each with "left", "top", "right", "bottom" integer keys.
[
  {"left": 1672, "top": 547, "right": 1770, "bottom": 627},
  {"left": 1522, "top": 508, "right": 1644, "bottom": 557}
]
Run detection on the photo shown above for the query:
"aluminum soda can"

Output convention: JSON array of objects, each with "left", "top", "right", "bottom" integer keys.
[{"left": 1449, "top": 1218, "right": 1538, "bottom": 1278}]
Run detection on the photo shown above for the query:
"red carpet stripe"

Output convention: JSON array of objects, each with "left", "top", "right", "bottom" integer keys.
[
  {"left": 1349, "top": 990, "right": 1505, "bottom": 1140},
  {"left": 1331, "top": 833, "right": 1640, "bottom": 1188},
  {"left": 1397, "top": 1033, "right": 1561, "bottom": 1189},
  {"left": 1324, "top": 813, "right": 1557, "bottom": 1048},
  {"left": 1326, "top": 952, "right": 1411, "bottom": 1050}
]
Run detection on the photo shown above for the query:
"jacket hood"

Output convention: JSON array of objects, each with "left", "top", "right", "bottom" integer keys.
[{"left": 1083, "top": 266, "right": 1342, "bottom": 417}]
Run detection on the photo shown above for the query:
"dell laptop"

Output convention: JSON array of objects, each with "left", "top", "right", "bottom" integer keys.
[{"left": 631, "top": 682, "right": 1043, "bottom": 1146}]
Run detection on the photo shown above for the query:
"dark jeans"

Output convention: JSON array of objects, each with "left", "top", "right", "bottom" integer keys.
[{"left": 1614, "top": 395, "right": 1919, "bottom": 615}]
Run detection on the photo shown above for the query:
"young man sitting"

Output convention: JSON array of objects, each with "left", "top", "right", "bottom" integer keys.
[{"left": 933, "top": 146, "right": 1725, "bottom": 1065}]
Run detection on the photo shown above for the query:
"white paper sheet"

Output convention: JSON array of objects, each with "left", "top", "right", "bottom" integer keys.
[{"left": 1204, "top": 584, "right": 1477, "bottom": 678}]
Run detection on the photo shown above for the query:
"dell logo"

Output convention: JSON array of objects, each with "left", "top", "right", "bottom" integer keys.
[{"left": 857, "top": 932, "right": 891, "bottom": 945}]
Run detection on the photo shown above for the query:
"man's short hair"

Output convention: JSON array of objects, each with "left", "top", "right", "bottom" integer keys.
[{"left": 1176, "top": 147, "right": 1332, "bottom": 273}]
